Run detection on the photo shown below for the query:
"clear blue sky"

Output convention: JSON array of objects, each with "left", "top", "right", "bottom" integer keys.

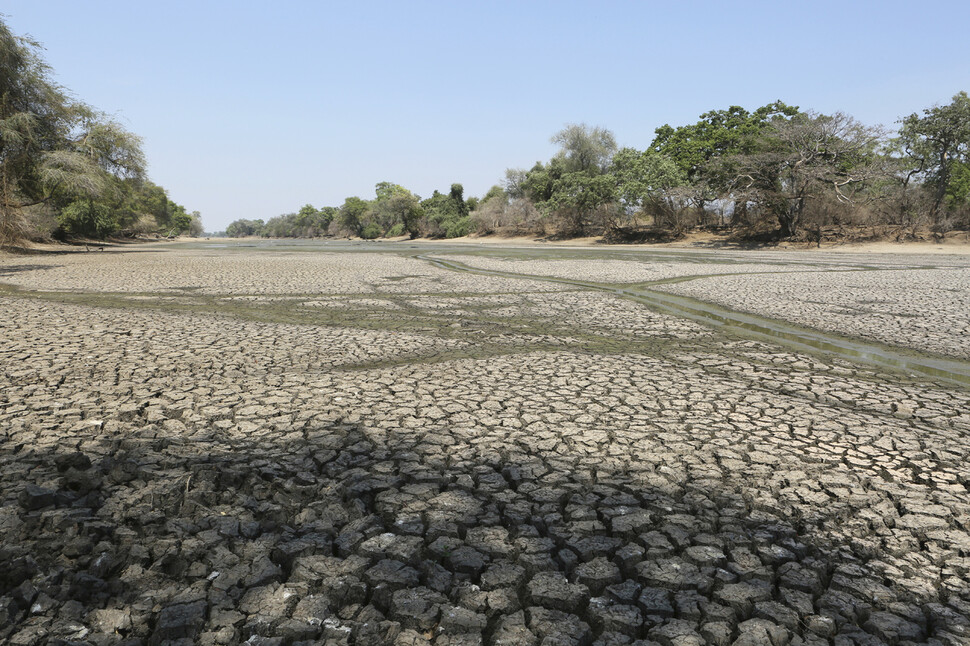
[{"left": 4, "top": 1, "right": 969, "bottom": 231}]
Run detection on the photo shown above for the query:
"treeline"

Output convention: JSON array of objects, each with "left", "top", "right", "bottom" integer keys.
[
  {"left": 226, "top": 182, "right": 477, "bottom": 240},
  {"left": 231, "top": 94, "right": 970, "bottom": 242},
  {"left": 0, "top": 20, "right": 200, "bottom": 245}
]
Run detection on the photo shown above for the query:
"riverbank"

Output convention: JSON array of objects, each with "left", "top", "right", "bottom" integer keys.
[
  {"left": 8, "top": 228, "right": 970, "bottom": 257},
  {"left": 411, "top": 229, "right": 970, "bottom": 255}
]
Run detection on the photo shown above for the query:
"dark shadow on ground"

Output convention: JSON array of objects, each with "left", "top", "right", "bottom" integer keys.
[
  {"left": 1, "top": 239, "right": 170, "bottom": 257},
  {"left": 2, "top": 419, "right": 968, "bottom": 645},
  {"left": 0, "top": 264, "right": 59, "bottom": 277},
  {"left": 599, "top": 229, "right": 684, "bottom": 245}
]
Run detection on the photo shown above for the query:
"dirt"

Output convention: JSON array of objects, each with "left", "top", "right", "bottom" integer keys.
[{"left": 1, "top": 242, "right": 969, "bottom": 645}]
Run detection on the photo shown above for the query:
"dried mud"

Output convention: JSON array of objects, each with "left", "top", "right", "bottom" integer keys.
[{"left": 1, "top": 242, "right": 969, "bottom": 646}]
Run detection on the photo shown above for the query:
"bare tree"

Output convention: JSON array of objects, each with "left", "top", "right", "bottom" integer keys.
[{"left": 551, "top": 124, "right": 617, "bottom": 174}]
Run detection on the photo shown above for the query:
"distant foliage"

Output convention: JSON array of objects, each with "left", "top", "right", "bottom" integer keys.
[
  {"left": 8, "top": 9, "right": 964, "bottom": 244},
  {"left": 0, "top": 19, "right": 200, "bottom": 243},
  {"left": 225, "top": 219, "right": 264, "bottom": 237},
  {"left": 490, "top": 100, "right": 970, "bottom": 240},
  {"left": 230, "top": 96, "right": 970, "bottom": 241}
]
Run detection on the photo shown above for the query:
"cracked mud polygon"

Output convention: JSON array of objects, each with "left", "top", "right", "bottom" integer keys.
[{"left": 2, "top": 241, "right": 969, "bottom": 646}]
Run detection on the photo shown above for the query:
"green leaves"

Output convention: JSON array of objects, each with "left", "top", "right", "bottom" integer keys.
[
  {"left": 651, "top": 101, "right": 801, "bottom": 188},
  {"left": 611, "top": 147, "right": 685, "bottom": 209},
  {"left": 0, "top": 18, "right": 180, "bottom": 242},
  {"left": 898, "top": 92, "right": 970, "bottom": 219},
  {"left": 39, "top": 150, "right": 107, "bottom": 194}
]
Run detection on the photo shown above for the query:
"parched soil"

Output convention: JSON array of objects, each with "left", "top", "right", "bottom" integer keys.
[{"left": 1, "top": 242, "right": 969, "bottom": 646}]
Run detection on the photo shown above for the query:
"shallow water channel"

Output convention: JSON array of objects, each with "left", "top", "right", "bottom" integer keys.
[{"left": 416, "top": 253, "right": 970, "bottom": 388}]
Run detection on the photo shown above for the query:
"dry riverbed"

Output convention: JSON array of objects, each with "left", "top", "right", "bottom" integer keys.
[{"left": 1, "top": 241, "right": 969, "bottom": 646}]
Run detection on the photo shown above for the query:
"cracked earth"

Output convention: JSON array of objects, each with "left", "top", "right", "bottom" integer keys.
[{"left": 1, "top": 242, "right": 969, "bottom": 646}]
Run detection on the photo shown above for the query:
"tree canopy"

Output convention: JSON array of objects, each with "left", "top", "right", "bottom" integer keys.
[
  {"left": 0, "top": 18, "right": 199, "bottom": 243},
  {"left": 229, "top": 94, "right": 970, "bottom": 242},
  {"left": 899, "top": 92, "right": 970, "bottom": 220}
]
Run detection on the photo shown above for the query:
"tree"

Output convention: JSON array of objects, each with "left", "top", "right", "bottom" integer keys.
[
  {"left": 480, "top": 185, "right": 505, "bottom": 205},
  {"left": 363, "top": 182, "right": 422, "bottom": 237},
  {"left": 0, "top": 19, "right": 145, "bottom": 243},
  {"left": 732, "top": 112, "right": 888, "bottom": 237},
  {"left": 115, "top": 180, "right": 168, "bottom": 232},
  {"left": 611, "top": 148, "right": 685, "bottom": 208},
  {"left": 449, "top": 183, "right": 469, "bottom": 219},
  {"left": 168, "top": 202, "right": 193, "bottom": 234},
  {"left": 651, "top": 102, "right": 801, "bottom": 224},
  {"left": 543, "top": 172, "right": 617, "bottom": 234},
  {"left": 296, "top": 203, "right": 318, "bottom": 226},
  {"left": 337, "top": 196, "right": 369, "bottom": 235},
  {"left": 370, "top": 189, "right": 422, "bottom": 238},
  {"left": 374, "top": 181, "right": 409, "bottom": 202},
  {"left": 516, "top": 159, "right": 563, "bottom": 204},
  {"left": 652, "top": 102, "right": 800, "bottom": 182},
  {"left": 551, "top": 124, "right": 617, "bottom": 173},
  {"left": 898, "top": 92, "right": 970, "bottom": 223},
  {"left": 225, "top": 219, "right": 264, "bottom": 237},
  {"left": 947, "top": 161, "right": 970, "bottom": 212},
  {"left": 58, "top": 199, "right": 114, "bottom": 238},
  {"left": 505, "top": 125, "right": 619, "bottom": 235},
  {"left": 420, "top": 183, "right": 470, "bottom": 237},
  {"left": 187, "top": 211, "right": 204, "bottom": 236},
  {"left": 292, "top": 203, "right": 334, "bottom": 236},
  {"left": 608, "top": 148, "right": 689, "bottom": 232}
]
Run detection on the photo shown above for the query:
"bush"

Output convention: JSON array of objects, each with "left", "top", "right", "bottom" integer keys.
[
  {"left": 59, "top": 200, "right": 116, "bottom": 238},
  {"left": 360, "top": 223, "right": 382, "bottom": 239},
  {"left": 131, "top": 214, "right": 159, "bottom": 235},
  {"left": 444, "top": 216, "right": 471, "bottom": 238},
  {"left": 386, "top": 223, "right": 405, "bottom": 237}
]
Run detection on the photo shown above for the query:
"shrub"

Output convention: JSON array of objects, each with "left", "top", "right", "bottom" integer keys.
[{"left": 360, "top": 223, "right": 382, "bottom": 239}]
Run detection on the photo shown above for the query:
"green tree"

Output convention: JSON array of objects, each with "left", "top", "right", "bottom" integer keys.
[
  {"left": 338, "top": 196, "right": 369, "bottom": 235},
  {"left": 449, "top": 183, "right": 469, "bottom": 218},
  {"left": 480, "top": 185, "right": 506, "bottom": 205},
  {"left": 59, "top": 199, "right": 114, "bottom": 238},
  {"left": 610, "top": 148, "right": 686, "bottom": 209},
  {"left": 116, "top": 180, "right": 169, "bottom": 232},
  {"left": 289, "top": 203, "right": 334, "bottom": 236},
  {"left": 507, "top": 126, "right": 619, "bottom": 235},
  {"left": 296, "top": 203, "right": 318, "bottom": 226},
  {"left": 543, "top": 172, "right": 617, "bottom": 234},
  {"left": 732, "top": 112, "right": 887, "bottom": 237},
  {"left": 650, "top": 101, "right": 803, "bottom": 230},
  {"left": 225, "top": 219, "right": 264, "bottom": 237},
  {"left": 0, "top": 19, "right": 145, "bottom": 243},
  {"left": 374, "top": 181, "right": 409, "bottom": 202},
  {"left": 898, "top": 91, "right": 970, "bottom": 222},
  {"left": 420, "top": 183, "right": 470, "bottom": 237},
  {"left": 651, "top": 102, "right": 800, "bottom": 183},
  {"left": 318, "top": 206, "right": 337, "bottom": 230},
  {"left": 609, "top": 147, "right": 688, "bottom": 231},
  {"left": 365, "top": 182, "right": 422, "bottom": 237},
  {"left": 168, "top": 202, "right": 192, "bottom": 234},
  {"left": 947, "top": 161, "right": 970, "bottom": 210},
  {"left": 372, "top": 191, "right": 423, "bottom": 238}
]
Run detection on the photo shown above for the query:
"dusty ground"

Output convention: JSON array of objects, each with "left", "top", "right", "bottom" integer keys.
[{"left": 1, "top": 241, "right": 969, "bottom": 646}]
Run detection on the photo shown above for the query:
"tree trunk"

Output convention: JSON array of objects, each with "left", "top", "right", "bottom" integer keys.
[{"left": 731, "top": 200, "right": 748, "bottom": 227}]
